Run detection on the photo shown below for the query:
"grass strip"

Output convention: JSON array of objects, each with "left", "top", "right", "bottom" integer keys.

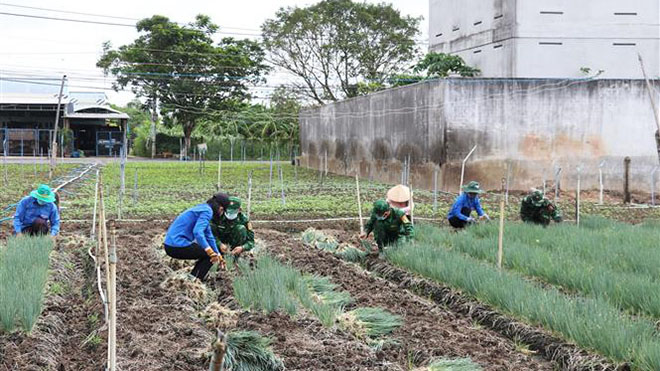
[
  {"left": 418, "top": 222, "right": 660, "bottom": 318},
  {"left": 0, "top": 236, "right": 53, "bottom": 333},
  {"left": 427, "top": 357, "right": 483, "bottom": 371},
  {"left": 385, "top": 237, "right": 660, "bottom": 369}
]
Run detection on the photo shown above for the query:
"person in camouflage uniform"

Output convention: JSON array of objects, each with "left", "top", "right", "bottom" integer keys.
[
  {"left": 520, "top": 190, "right": 562, "bottom": 226},
  {"left": 360, "top": 199, "right": 414, "bottom": 251},
  {"left": 211, "top": 196, "right": 255, "bottom": 257}
]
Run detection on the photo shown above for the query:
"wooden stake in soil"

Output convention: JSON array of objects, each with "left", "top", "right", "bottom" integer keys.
[
  {"left": 432, "top": 167, "right": 438, "bottom": 217},
  {"left": 209, "top": 330, "right": 227, "bottom": 371},
  {"left": 497, "top": 178, "right": 505, "bottom": 270},
  {"left": 598, "top": 161, "right": 605, "bottom": 205},
  {"left": 409, "top": 181, "right": 415, "bottom": 226},
  {"left": 91, "top": 169, "right": 100, "bottom": 239},
  {"left": 355, "top": 173, "right": 364, "bottom": 234},
  {"left": 108, "top": 227, "right": 118, "bottom": 371}
]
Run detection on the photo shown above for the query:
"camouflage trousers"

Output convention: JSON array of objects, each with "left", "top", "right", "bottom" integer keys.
[{"left": 216, "top": 224, "right": 249, "bottom": 249}]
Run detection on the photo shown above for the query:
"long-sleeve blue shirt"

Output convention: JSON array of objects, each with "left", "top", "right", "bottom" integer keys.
[
  {"left": 13, "top": 196, "right": 60, "bottom": 236},
  {"left": 447, "top": 193, "right": 485, "bottom": 221},
  {"left": 164, "top": 203, "right": 219, "bottom": 254}
]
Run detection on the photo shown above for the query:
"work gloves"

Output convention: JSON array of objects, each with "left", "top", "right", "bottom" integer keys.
[{"left": 205, "top": 247, "right": 226, "bottom": 269}]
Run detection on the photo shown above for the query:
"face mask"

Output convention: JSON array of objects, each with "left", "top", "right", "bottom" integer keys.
[
  {"left": 225, "top": 211, "right": 238, "bottom": 220},
  {"left": 37, "top": 199, "right": 46, "bottom": 205},
  {"left": 376, "top": 212, "right": 389, "bottom": 221}
]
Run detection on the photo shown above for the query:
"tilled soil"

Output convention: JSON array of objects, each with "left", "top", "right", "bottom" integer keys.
[{"left": 261, "top": 229, "right": 555, "bottom": 371}]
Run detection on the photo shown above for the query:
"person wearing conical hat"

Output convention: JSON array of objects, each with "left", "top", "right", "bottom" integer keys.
[
  {"left": 360, "top": 199, "right": 414, "bottom": 251},
  {"left": 447, "top": 181, "right": 490, "bottom": 229},
  {"left": 211, "top": 196, "right": 254, "bottom": 258},
  {"left": 386, "top": 184, "right": 413, "bottom": 219},
  {"left": 14, "top": 184, "right": 60, "bottom": 237},
  {"left": 520, "top": 189, "right": 562, "bottom": 226}
]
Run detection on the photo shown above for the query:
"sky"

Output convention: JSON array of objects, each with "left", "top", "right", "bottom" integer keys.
[{"left": 0, "top": 0, "right": 429, "bottom": 105}]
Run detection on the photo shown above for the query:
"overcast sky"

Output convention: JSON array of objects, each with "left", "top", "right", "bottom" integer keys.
[{"left": 0, "top": 0, "right": 428, "bottom": 105}]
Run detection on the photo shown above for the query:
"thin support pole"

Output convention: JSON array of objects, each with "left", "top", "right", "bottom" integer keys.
[
  {"left": 355, "top": 173, "right": 364, "bottom": 234},
  {"left": 279, "top": 165, "right": 286, "bottom": 206},
  {"left": 652, "top": 167, "right": 659, "bottom": 206},
  {"left": 554, "top": 167, "right": 562, "bottom": 200},
  {"left": 505, "top": 160, "right": 512, "bottom": 205},
  {"left": 497, "top": 178, "right": 505, "bottom": 270},
  {"left": 268, "top": 151, "right": 274, "bottom": 198},
  {"left": 576, "top": 166, "right": 581, "bottom": 227},
  {"left": 409, "top": 181, "right": 414, "bottom": 226},
  {"left": 624, "top": 157, "right": 631, "bottom": 204},
  {"left": 91, "top": 169, "right": 99, "bottom": 239},
  {"left": 33, "top": 148, "right": 37, "bottom": 178},
  {"left": 459, "top": 145, "right": 478, "bottom": 194},
  {"left": 50, "top": 74, "right": 66, "bottom": 180},
  {"left": 108, "top": 227, "right": 118, "bottom": 371},
  {"left": 432, "top": 167, "right": 438, "bottom": 216},
  {"left": 217, "top": 152, "right": 222, "bottom": 191},
  {"left": 132, "top": 168, "right": 138, "bottom": 206},
  {"left": 247, "top": 171, "right": 253, "bottom": 218},
  {"left": 599, "top": 161, "right": 605, "bottom": 205},
  {"left": 324, "top": 150, "right": 328, "bottom": 176}
]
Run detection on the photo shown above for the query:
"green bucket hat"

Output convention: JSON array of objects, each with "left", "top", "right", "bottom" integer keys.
[
  {"left": 530, "top": 189, "right": 545, "bottom": 206},
  {"left": 373, "top": 199, "right": 389, "bottom": 215},
  {"left": 226, "top": 196, "right": 241, "bottom": 213},
  {"left": 462, "top": 181, "right": 484, "bottom": 194},
  {"left": 30, "top": 184, "right": 56, "bottom": 203}
]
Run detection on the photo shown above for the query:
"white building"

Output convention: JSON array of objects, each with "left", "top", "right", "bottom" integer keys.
[{"left": 429, "top": 0, "right": 660, "bottom": 78}]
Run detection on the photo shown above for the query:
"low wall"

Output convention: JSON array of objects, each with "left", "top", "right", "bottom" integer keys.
[{"left": 299, "top": 78, "right": 660, "bottom": 193}]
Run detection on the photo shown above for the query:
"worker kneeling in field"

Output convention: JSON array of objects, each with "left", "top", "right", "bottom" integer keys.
[
  {"left": 360, "top": 199, "right": 414, "bottom": 252},
  {"left": 14, "top": 184, "right": 60, "bottom": 238},
  {"left": 211, "top": 196, "right": 254, "bottom": 258},
  {"left": 387, "top": 184, "right": 413, "bottom": 221},
  {"left": 163, "top": 193, "right": 227, "bottom": 281},
  {"left": 520, "top": 189, "right": 562, "bottom": 226},
  {"left": 447, "top": 181, "right": 490, "bottom": 229}
]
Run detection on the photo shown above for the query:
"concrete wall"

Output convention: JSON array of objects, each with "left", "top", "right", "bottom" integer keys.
[
  {"left": 299, "top": 78, "right": 660, "bottom": 193},
  {"left": 429, "top": 0, "right": 660, "bottom": 78}
]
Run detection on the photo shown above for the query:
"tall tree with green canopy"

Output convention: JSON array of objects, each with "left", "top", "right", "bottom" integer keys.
[
  {"left": 262, "top": 0, "right": 420, "bottom": 104},
  {"left": 97, "top": 14, "right": 269, "bottom": 156}
]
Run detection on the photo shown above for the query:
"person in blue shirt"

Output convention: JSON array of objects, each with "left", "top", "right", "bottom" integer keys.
[
  {"left": 14, "top": 184, "right": 60, "bottom": 237},
  {"left": 447, "top": 181, "right": 490, "bottom": 229},
  {"left": 164, "top": 193, "right": 229, "bottom": 281}
]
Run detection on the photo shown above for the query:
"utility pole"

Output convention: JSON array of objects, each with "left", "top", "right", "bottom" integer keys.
[{"left": 50, "top": 75, "right": 66, "bottom": 180}]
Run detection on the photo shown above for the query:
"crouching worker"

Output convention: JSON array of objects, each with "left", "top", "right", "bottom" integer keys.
[
  {"left": 163, "top": 193, "right": 227, "bottom": 281},
  {"left": 211, "top": 196, "right": 254, "bottom": 258},
  {"left": 448, "top": 181, "right": 490, "bottom": 229},
  {"left": 14, "top": 184, "right": 60, "bottom": 238},
  {"left": 360, "top": 199, "right": 414, "bottom": 252},
  {"left": 520, "top": 189, "right": 562, "bottom": 226}
]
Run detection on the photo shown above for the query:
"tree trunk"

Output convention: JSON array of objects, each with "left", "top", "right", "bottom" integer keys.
[
  {"left": 150, "top": 98, "right": 158, "bottom": 159},
  {"left": 184, "top": 126, "right": 193, "bottom": 161}
]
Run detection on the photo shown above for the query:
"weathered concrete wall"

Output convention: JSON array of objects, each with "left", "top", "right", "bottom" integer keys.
[
  {"left": 429, "top": 0, "right": 660, "bottom": 79},
  {"left": 299, "top": 78, "right": 660, "bottom": 193}
]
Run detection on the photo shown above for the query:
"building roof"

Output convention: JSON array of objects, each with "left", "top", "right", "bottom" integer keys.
[{"left": 64, "top": 105, "right": 129, "bottom": 120}]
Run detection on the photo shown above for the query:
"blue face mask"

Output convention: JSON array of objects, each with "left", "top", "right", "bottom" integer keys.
[
  {"left": 37, "top": 199, "right": 47, "bottom": 206},
  {"left": 225, "top": 211, "right": 238, "bottom": 220},
  {"left": 376, "top": 212, "right": 388, "bottom": 221}
]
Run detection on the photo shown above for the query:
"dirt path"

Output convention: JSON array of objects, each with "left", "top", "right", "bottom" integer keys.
[{"left": 261, "top": 229, "right": 555, "bottom": 371}]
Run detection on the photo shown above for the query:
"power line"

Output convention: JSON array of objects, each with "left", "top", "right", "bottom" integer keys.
[
  {"left": 0, "top": 2, "right": 138, "bottom": 21},
  {"left": 0, "top": 11, "right": 262, "bottom": 37}
]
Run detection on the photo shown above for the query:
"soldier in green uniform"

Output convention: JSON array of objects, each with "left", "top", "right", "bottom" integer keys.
[
  {"left": 211, "top": 196, "right": 255, "bottom": 257},
  {"left": 360, "top": 199, "right": 414, "bottom": 252},
  {"left": 520, "top": 190, "right": 562, "bottom": 226}
]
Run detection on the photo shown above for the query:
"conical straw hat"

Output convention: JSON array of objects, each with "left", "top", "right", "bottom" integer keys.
[{"left": 387, "top": 185, "right": 411, "bottom": 203}]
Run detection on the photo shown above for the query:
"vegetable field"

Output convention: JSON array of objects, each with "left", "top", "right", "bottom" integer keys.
[{"left": 1, "top": 161, "right": 660, "bottom": 370}]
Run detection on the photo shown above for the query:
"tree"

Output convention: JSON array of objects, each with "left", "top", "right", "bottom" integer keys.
[
  {"left": 97, "top": 15, "right": 269, "bottom": 156},
  {"left": 414, "top": 52, "right": 480, "bottom": 78},
  {"left": 262, "top": 0, "right": 420, "bottom": 104}
]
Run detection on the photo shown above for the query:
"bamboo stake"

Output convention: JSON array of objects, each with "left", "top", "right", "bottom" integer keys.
[
  {"left": 108, "top": 227, "right": 118, "bottom": 371},
  {"left": 598, "top": 161, "right": 605, "bottom": 205},
  {"left": 497, "top": 178, "right": 505, "bottom": 270},
  {"left": 356, "top": 173, "right": 364, "bottom": 234},
  {"left": 91, "top": 169, "right": 99, "bottom": 239},
  {"left": 209, "top": 330, "right": 227, "bottom": 371},
  {"left": 268, "top": 151, "right": 274, "bottom": 198},
  {"left": 432, "top": 167, "right": 438, "bottom": 217},
  {"left": 409, "top": 181, "right": 414, "bottom": 226}
]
